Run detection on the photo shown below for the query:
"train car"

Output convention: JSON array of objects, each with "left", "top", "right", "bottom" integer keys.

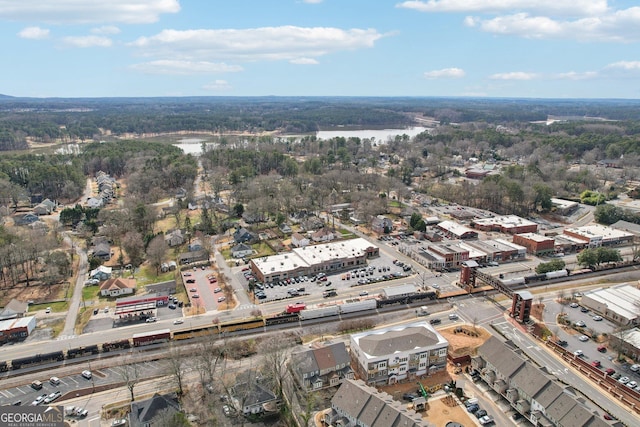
[
  {"left": 218, "top": 318, "right": 265, "bottom": 334},
  {"left": 524, "top": 273, "right": 546, "bottom": 284},
  {"left": 299, "top": 305, "right": 340, "bottom": 320},
  {"left": 500, "top": 277, "right": 526, "bottom": 287},
  {"left": 173, "top": 326, "right": 218, "bottom": 341},
  {"left": 0, "top": 361, "right": 8, "bottom": 372},
  {"left": 102, "top": 339, "right": 131, "bottom": 352},
  {"left": 67, "top": 345, "right": 99, "bottom": 359},
  {"left": 545, "top": 269, "right": 568, "bottom": 280},
  {"left": 339, "top": 299, "right": 377, "bottom": 314},
  {"left": 569, "top": 268, "right": 593, "bottom": 276},
  {"left": 132, "top": 329, "right": 171, "bottom": 347},
  {"left": 11, "top": 351, "right": 65, "bottom": 370},
  {"left": 265, "top": 313, "right": 299, "bottom": 326}
]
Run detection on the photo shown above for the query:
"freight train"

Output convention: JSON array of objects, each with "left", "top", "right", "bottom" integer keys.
[{"left": 0, "top": 290, "right": 438, "bottom": 373}]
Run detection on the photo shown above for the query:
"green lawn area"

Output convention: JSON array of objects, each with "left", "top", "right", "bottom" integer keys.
[
  {"left": 82, "top": 285, "right": 100, "bottom": 302},
  {"left": 132, "top": 266, "right": 177, "bottom": 286},
  {"left": 388, "top": 200, "right": 404, "bottom": 208},
  {"left": 30, "top": 301, "right": 68, "bottom": 312}
]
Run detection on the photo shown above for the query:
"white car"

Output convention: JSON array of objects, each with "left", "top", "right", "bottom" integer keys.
[
  {"left": 81, "top": 370, "right": 92, "bottom": 380},
  {"left": 217, "top": 296, "right": 226, "bottom": 303},
  {"left": 578, "top": 335, "right": 589, "bottom": 342},
  {"left": 627, "top": 381, "right": 638, "bottom": 388},
  {"left": 592, "top": 315, "right": 603, "bottom": 321},
  {"left": 575, "top": 321, "right": 586, "bottom": 327},
  {"left": 145, "top": 317, "right": 157, "bottom": 323},
  {"left": 630, "top": 364, "right": 640, "bottom": 372},
  {"left": 618, "top": 376, "right": 630, "bottom": 384},
  {"left": 173, "top": 319, "right": 184, "bottom": 325},
  {"left": 573, "top": 350, "right": 583, "bottom": 357},
  {"left": 570, "top": 302, "right": 579, "bottom": 308},
  {"left": 214, "top": 287, "right": 222, "bottom": 293},
  {"left": 43, "top": 391, "right": 61, "bottom": 404}
]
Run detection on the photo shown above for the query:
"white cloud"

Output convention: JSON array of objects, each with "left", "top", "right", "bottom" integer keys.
[
  {"left": 303, "top": 0, "right": 323, "bottom": 3},
  {"left": 62, "top": 35, "right": 112, "bottom": 48},
  {"left": 17, "top": 26, "right": 49, "bottom": 39},
  {"left": 130, "top": 60, "right": 243, "bottom": 75},
  {"left": 0, "top": 0, "right": 180, "bottom": 24},
  {"left": 606, "top": 61, "right": 640, "bottom": 71},
  {"left": 402, "top": 1, "right": 640, "bottom": 42},
  {"left": 397, "top": 0, "right": 608, "bottom": 17},
  {"left": 203, "top": 80, "right": 232, "bottom": 91},
  {"left": 290, "top": 57, "right": 319, "bottom": 65},
  {"left": 130, "top": 26, "right": 385, "bottom": 62},
  {"left": 489, "top": 71, "right": 538, "bottom": 80},
  {"left": 424, "top": 67, "right": 465, "bottom": 79},
  {"left": 554, "top": 71, "right": 598, "bottom": 80},
  {"left": 91, "top": 26, "right": 121, "bottom": 35}
]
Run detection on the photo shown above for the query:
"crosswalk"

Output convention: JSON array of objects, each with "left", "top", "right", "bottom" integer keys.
[{"left": 56, "top": 334, "right": 77, "bottom": 341}]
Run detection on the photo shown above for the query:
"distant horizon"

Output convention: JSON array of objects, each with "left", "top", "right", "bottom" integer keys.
[
  {"left": 2, "top": 93, "right": 640, "bottom": 103},
  {"left": 1, "top": 1, "right": 639, "bottom": 99}
]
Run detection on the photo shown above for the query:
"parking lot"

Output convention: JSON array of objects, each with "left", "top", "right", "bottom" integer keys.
[{"left": 240, "top": 254, "right": 414, "bottom": 304}]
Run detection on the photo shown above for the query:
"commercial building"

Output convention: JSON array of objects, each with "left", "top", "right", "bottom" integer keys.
[
  {"left": 580, "top": 283, "right": 640, "bottom": 326},
  {"left": 551, "top": 198, "right": 579, "bottom": 216},
  {"left": 0, "top": 316, "right": 36, "bottom": 344},
  {"left": 513, "top": 233, "right": 555, "bottom": 255},
  {"left": 250, "top": 238, "right": 379, "bottom": 284},
  {"left": 471, "top": 215, "right": 538, "bottom": 234},
  {"left": 563, "top": 224, "right": 633, "bottom": 248},
  {"left": 350, "top": 321, "right": 448, "bottom": 386},
  {"left": 437, "top": 220, "right": 478, "bottom": 239}
]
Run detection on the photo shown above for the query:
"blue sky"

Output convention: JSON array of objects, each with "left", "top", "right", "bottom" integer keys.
[{"left": 2, "top": 0, "right": 640, "bottom": 98}]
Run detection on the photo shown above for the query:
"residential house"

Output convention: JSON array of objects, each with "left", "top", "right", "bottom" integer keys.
[
  {"left": 99, "top": 278, "right": 136, "bottom": 297},
  {"left": 233, "top": 227, "right": 254, "bottom": 244},
  {"left": 0, "top": 299, "right": 28, "bottom": 320},
  {"left": 129, "top": 393, "right": 181, "bottom": 427},
  {"left": 471, "top": 337, "right": 611, "bottom": 427},
  {"left": 232, "top": 243, "right": 253, "bottom": 259},
  {"left": 188, "top": 238, "right": 203, "bottom": 252},
  {"left": 311, "top": 227, "right": 335, "bottom": 243},
  {"left": 279, "top": 223, "right": 292, "bottom": 234},
  {"left": 291, "top": 232, "right": 310, "bottom": 248},
  {"left": 242, "top": 212, "right": 266, "bottom": 224},
  {"left": 91, "top": 242, "right": 111, "bottom": 261},
  {"left": 350, "top": 321, "right": 448, "bottom": 385},
  {"left": 300, "top": 216, "right": 325, "bottom": 231},
  {"left": 14, "top": 213, "right": 39, "bottom": 226},
  {"left": 231, "top": 380, "right": 279, "bottom": 416},
  {"left": 86, "top": 197, "right": 104, "bottom": 209},
  {"left": 178, "top": 250, "right": 208, "bottom": 265},
  {"left": 89, "top": 265, "right": 112, "bottom": 281},
  {"left": 33, "top": 202, "right": 53, "bottom": 215},
  {"left": 371, "top": 215, "right": 393, "bottom": 234},
  {"left": 164, "top": 229, "right": 185, "bottom": 247},
  {"left": 323, "top": 379, "right": 430, "bottom": 427},
  {"left": 290, "top": 342, "right": 354, "bottom": 392}
]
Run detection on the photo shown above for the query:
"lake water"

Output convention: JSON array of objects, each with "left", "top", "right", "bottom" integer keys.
[{"left": 315, "top": 126, "right": 429, "bottom": 142}]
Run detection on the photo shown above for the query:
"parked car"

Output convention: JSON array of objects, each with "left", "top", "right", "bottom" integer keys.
[
  {"left": 630, "top": 364, "right": 640, "bottom": 372},
  {"left": 186, "top": 279, "right": 195, "bottom": 283},
  {"left": 81, "top": 370, "right": 92, "bottom": 380},
  {"left": 218, "top": 296, "right": 226, "bottom": 303},
  {"left": 192, "top": 294, "right": 200, "bottom": 298},
  {"left": 145, "top": 317, "right": 157, "bottom": 323},
  {"left": 605, "top": 368, "right": 615, "bottom": 376},
  {"left": 592, "top": 315, "right": 603, "bottom": 321},
  {"left": 591, "top": 361, "right": 601, "bottom": 368},
  {"left": 402, "top": 393, "right": 418, "bottom": 401},
  {"left": 31, "top": 394, "right": 48, "bottom": 406},
  {"left": 475, "top": 409, "right": 488, "bottom": 418},
  {"left": 44, "top": 391, "right": 61, "bottom": 404},
  {"left": 429, "top": 318, "right": 442, "bottom": 325},
  {"left": 466, "top": 404, "right": 480, "bottom": 413},
  {"left": 570, "top": 302, "right": 579, "bottom": 308},
  {"left": 627, "top": 381, "right": 637, "bottom": 388},
  {"left": 578, "top": 335, "right": 589, "bottom": 342},
  {"left": 49, "top": 377, "right": 60, "bottom": 386},
  {"left": 214, "top": 288, "right": 222, "bottom": 293},
  {"left": 618, "top": 376, "right": 630, "bottom": 384},
  {"left": 573, "top": 350, "right": 583, "bottom": 357},
  {"left": 575, "top": 321, "right": 586, "bottom": 327}
]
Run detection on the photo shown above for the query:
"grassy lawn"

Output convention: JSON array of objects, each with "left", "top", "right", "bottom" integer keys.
[
  {"left": 133, "top": 265, "right": 177, "bottom": 286},
  {"left": 253, "top": 242, "right": 275, "bottom": 257},
  {"left": 82, "top": 285, "right": 100, "bottom": 303},
  {"left": 388, "top": 200, "right": 404, "bottom": 208},
  {"left": 31, "top": 301, "right": 68, "bottom": 312}
]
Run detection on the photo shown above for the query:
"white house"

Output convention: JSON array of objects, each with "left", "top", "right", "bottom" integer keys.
[
  {"left": 231, "top": 243, "right": 253, "bottom": 259},
  {"left": 89, "top": 265, "right": 112, "bottom": 281},
  {"left": 291, "top": 232, "right": 310, "bottom": 248},
  {"left": 99, "top": 278, "right": 136, "bottom": 297}
]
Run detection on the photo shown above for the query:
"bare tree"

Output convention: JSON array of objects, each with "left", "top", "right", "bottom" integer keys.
[
  {"left": 146, "top": 235, "right": 168, "bottom": 275},
  {"left": 194, "top": 334, "right": 225, "bottom": 398},
  {"left": 259, "top": 333, "right": 297, "bottom": 399},
  {"left": 166, "top": 344, "right": 188, "bottom": 396},
  {"left": 115, "top": 361, "right": 142, "bottom": 402}
]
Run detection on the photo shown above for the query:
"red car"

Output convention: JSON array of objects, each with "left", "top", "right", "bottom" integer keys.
[
  {"left": 605, "top": 368, "right": 615, "bottom": 376},
  {"left": 591, "top": 361, "right": 601, "bottom": 368}
]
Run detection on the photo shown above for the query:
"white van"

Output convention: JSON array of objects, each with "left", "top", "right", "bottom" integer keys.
[
  {"left": 81, "top": 370, "right": 92, "bottom": 380},
  {"left": 465, "top": 398, "right": 479, "bottom": 407},
  {"left": 49, "top": 377, "right": 60, "bottom": 386},
  {"left": 448, "top": 313, "right": 459, "bottom": 320}
]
